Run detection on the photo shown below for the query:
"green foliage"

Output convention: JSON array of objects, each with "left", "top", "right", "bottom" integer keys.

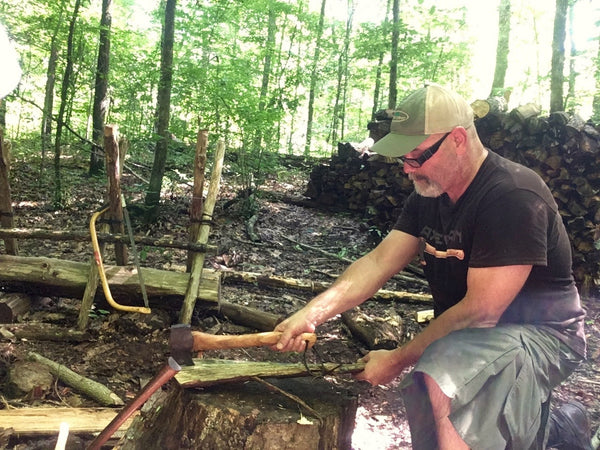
[{"left": 10, "top": 0, "right": 593, "bottom": 199}]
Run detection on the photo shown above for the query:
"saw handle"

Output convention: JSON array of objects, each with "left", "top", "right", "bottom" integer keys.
[{"left": 191, "top": 330, "right": 317, "bottom": 351}]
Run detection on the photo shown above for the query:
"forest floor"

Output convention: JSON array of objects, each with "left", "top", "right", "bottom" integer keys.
[{"left": 0, "top": 152, "right": 598, "bottom": 449}]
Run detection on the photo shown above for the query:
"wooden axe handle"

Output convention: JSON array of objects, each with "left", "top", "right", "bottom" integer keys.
[{"left": 191, "top": 330, "right": 317, "bottom": 351}]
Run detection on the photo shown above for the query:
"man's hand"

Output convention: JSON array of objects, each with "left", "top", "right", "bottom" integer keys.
[
  {"left": 353, "top": 349, "right": 406, "bottom": 386},
  {"left": 273, "top": 309, "right": 317, "bottom": 353}
]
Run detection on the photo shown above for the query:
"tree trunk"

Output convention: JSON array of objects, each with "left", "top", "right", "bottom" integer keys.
[
  {"left": 593, "top": 36, "right": 600, "bottom": 124},
  {"left": 388, "top": 0, "right": 400, "bottom": 108},
  {"left": 90, "top": 0, "right": 112, "bottom": 175},
  {"left": 53, "top": 0, "right": 82, "bottom": 207},
  {"left": 144, "top": 0, "right": 176, "bottom": 219},
  {"left": 120, "top": 376, "right": 358, "bottom": 449},
  {"left": 550, "top": 0, "right": 568, "bottom": 113},
  {"left": 304, "top": 0, "right": 326, "bottom": 156},
  {"left": 490, "top": 0, "right": 511, "bottom": 97}
]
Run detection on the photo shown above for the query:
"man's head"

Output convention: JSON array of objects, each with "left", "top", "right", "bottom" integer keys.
[{"left": 371, "top": 84, "right": 474, "bottom": 158}]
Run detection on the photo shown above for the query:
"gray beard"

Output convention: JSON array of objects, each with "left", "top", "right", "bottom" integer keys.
[{"left": 409, "top": 174, "right": 444, "bottom": 198}]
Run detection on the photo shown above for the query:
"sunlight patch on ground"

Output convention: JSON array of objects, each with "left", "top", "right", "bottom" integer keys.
[{"left": 352, "top": 406, "right": 411, "bottom": 449}]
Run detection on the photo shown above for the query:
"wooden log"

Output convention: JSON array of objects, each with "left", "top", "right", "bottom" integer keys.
[
  {"left": 187, "top": 128, "right": 208, "bottom": 271},
  {"left": 0, "top": 227, "right": 216, "bottom": 253},
  {"left": 28, "top": 351, "right": 124, "bottom": 406},
  {"left": 0, "top": 128, "right": 18, "bottom": 255},
  {"left": 175, "top": 359, "right": 365, "bottom": 388},
  {"left": 121, "top": 373, "right": 359, "bottom": 449},
  {"left": 0, "top": 407, "right": 138, "bottom": 436},
  {"left": 0, "top": 255, "right": 220, "bottom": 303},
  {"left": 341, "top": 307, "right": 405, "bottom": 350},
  {"left": 0, "top": 292, "right": 31, "bottom": 323},
  {"left": 217, "top": 301, "right": 283, "bottom": 331},
  {"left": 180, "top": 140, "right": 226, "bottom": 324},
  {"left": 104, "top": 125, "right": 127, "bottom": 265}
]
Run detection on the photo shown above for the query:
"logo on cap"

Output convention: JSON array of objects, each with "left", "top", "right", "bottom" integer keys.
[{"left": 392, "top": 110, "right": 409, "bottom": 123}]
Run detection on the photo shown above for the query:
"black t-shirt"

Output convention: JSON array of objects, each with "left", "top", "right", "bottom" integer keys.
[{"left": 394, "top": 151, "right": 586, "bottom": 356}]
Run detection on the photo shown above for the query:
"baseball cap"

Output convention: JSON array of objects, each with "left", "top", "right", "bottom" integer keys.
[{"left": 371, "top": 84, "right": 474, "bottom": 157}]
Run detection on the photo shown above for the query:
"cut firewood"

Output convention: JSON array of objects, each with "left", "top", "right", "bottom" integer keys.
[
  {"left": 175, "top": 358, "right": 365, "bottom": 388},
  {"left": 341, "top": 307, "right": 405, "bottom": 350},
  {"left": 414, "top": 309, "right": 434, "bottom": 323},
  {"left": 0, "top": 292, "right": 31, "bottom": 323}
]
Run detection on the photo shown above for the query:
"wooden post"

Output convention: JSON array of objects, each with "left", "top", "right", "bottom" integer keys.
[
  {"left": 0, "top": 128, "right": 18, "bottom": 255},
  {"left": 179, "top": 140, "right": 226, "bottom": 324},
  {"left": 104, "top": 125, "right": 127, "bottom": 266},
  {"left": 186, "top": 128, "right": 208, "bottom": 272}
]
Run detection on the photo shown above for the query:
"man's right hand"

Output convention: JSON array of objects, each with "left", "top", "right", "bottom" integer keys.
[{"left": 273, "top": 309, "right": 317, "bottom": 352}]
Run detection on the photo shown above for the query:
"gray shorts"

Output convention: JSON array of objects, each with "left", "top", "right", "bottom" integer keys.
[{"left": 400, "top": 325, "right": 583, "bottom": 450}]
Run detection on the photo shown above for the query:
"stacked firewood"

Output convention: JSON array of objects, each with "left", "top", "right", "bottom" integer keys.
[{"left": 305, "top": 106, "right": 600, "bottom": 292}]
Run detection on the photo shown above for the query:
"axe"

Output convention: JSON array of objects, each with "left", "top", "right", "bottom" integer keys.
[{"left": 169, "top": 323, "right": 317, "bottom": 366}]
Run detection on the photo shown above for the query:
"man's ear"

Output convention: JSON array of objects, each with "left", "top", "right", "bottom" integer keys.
[{"left": 452, "top": 127, "right": 469, "bottom": 155}]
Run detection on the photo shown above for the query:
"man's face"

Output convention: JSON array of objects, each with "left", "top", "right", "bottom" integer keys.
[{"left": 402, "top": 132, "right": 452, "bottom": 198}]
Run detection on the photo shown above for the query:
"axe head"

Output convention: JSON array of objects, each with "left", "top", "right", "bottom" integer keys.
[{"left": 169, "top": 323, "right": 195, "bottom": 366}]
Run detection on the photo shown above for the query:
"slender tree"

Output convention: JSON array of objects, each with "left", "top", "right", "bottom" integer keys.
[
  {"left": 550, "top": 0, "right": 568, "bottom": 112},
  {"left": 41, "top": 2, "right": 67, "bottom": 183},
  {"left": 592, "top": 31, "right": 600, "bottom": 123},
  {"left": 388, "top": 0, "right": 399, "bottom": 108},
  {"left": 490, "top": 0, "right": 511, "bottom": 97},
  {"left": 89, "top": 0, "right": 112, "bottom": 175},
  {"left": 144, "top": 0, "right": 176, "bottom": 219},
  {"left": 53, "top": 0, "right": 82, "bottom": 207},
  {"left": 304, "top": 0, "right": 326, "bottom": 156}
]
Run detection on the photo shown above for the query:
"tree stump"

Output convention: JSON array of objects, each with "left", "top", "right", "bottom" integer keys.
[{"left": 119, "top": 377, "right": 358, "bottom": 450}]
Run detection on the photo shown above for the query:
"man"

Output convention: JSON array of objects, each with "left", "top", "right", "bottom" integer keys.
[{"left": 275, "top": 84, "right": 589, "bottom": 449}]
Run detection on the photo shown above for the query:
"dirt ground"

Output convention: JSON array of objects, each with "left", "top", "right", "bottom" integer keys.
[{"left": 0, "top": 155, "right": 598, "bottom": 449}]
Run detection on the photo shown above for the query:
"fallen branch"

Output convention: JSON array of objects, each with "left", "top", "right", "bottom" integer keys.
[
  {"left": 27, "top": 352, "right": 124, "bottom": 406},
  {"left": 221, "top": 270, "right": 432, "bottom": 304}
]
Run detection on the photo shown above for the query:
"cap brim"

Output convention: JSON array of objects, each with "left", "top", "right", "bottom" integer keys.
[{"left": 370, "top": 133, "right": 428, "bottom": 157}]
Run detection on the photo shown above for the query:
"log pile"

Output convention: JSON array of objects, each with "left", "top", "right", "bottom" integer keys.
[{"left": 305, "top": 106, "right": 600, "bottom": 291}]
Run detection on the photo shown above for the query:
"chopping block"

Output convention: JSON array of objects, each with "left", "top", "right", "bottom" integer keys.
[{"left": 118, "top": 375, "right": 358, "bottom": 450}]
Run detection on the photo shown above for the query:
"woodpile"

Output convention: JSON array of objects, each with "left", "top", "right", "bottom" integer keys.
[{"left": 305, "top": 105, "right": 600, "bottom": 292}]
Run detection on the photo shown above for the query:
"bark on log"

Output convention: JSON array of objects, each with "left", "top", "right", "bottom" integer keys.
[
  {"left": 175, "top": 359, "right": 366, "bottom": 388},
  {"left": 27, "top": 351, "right": 124, "bottom": 406},
  {"left": 341, "top": 307, "right": 405, "bottom": 350},
  {"left": 120, "top": 374, "right": 359, "bottom": 449},
  {"left": 0, "top": 255, "right": 220, "bottom": 304}
]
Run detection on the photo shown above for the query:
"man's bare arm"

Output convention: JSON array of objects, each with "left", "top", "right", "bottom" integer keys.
[{"left": 275, "top": 230, "right": 420, "bottom": 352}]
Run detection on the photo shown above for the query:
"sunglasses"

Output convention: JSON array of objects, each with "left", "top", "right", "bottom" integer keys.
[{"left": 400, "top": 132, "right": 451, "bottom": 168}]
